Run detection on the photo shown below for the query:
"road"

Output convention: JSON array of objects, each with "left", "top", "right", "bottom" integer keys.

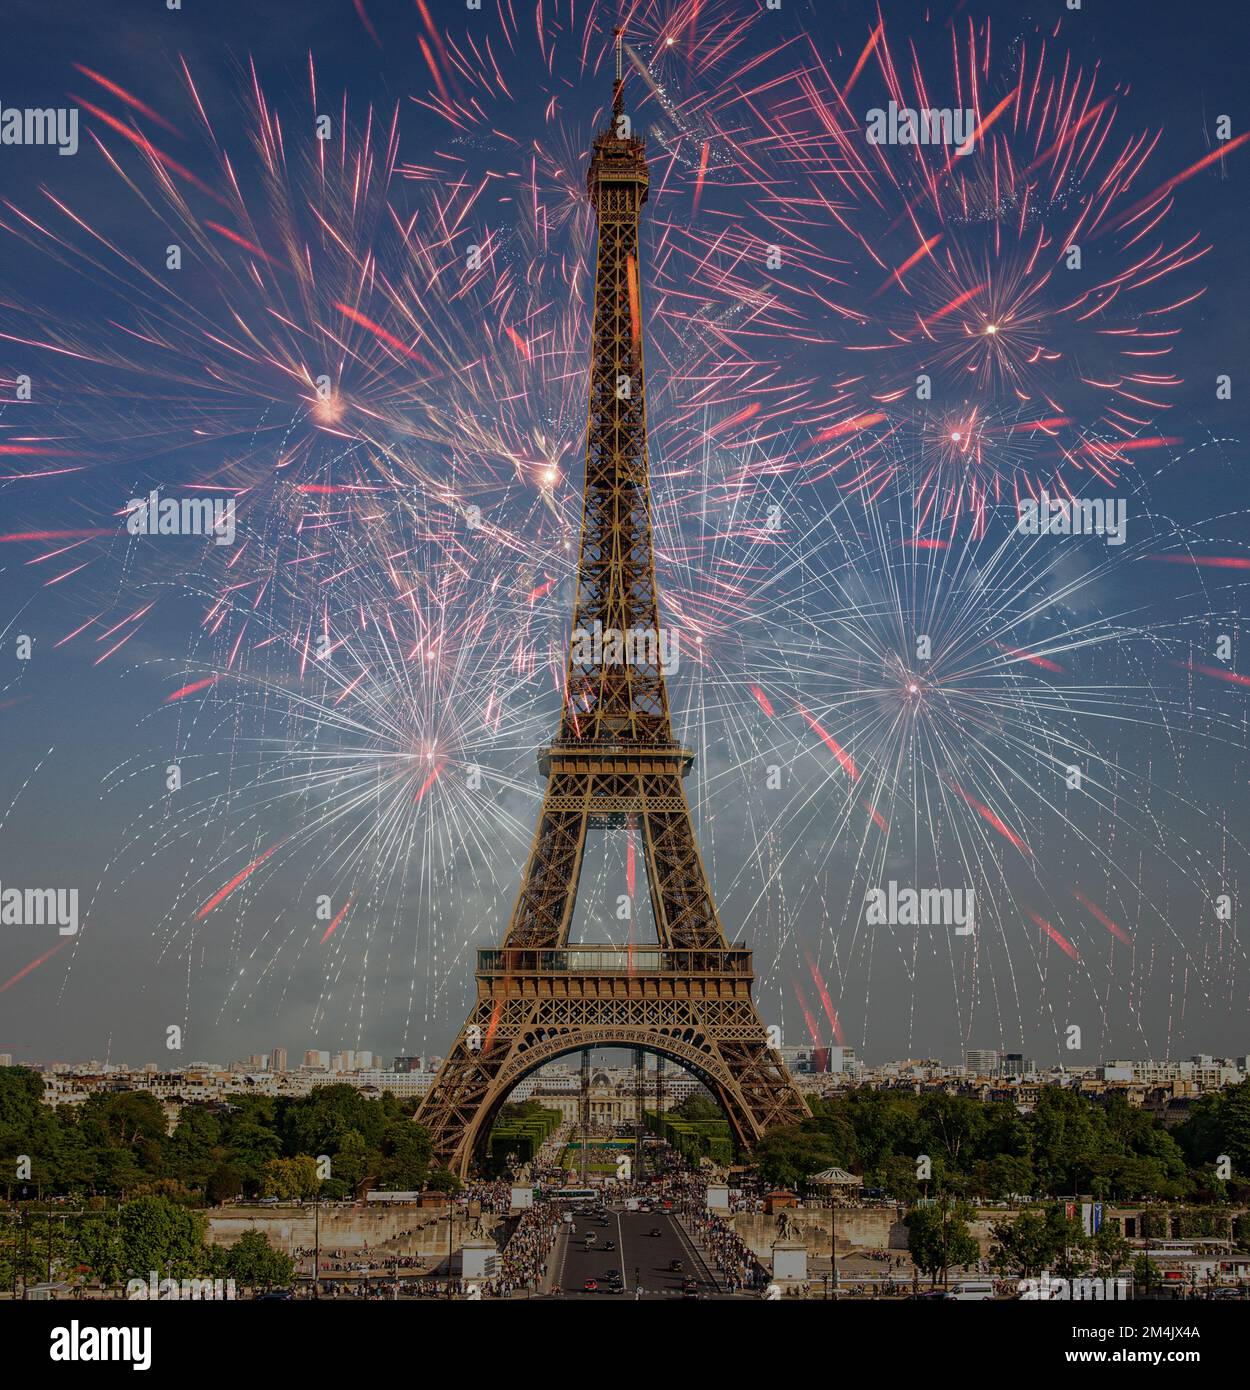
[{"left": 549, "top": 1206, "right": 723, "bottom": 1300}]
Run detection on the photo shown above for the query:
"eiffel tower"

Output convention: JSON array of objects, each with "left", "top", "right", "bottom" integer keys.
[{"left": 417, "top": 35, "right": 809, "bottom": 1177}]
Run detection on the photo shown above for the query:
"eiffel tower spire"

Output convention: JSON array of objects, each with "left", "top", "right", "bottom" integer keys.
[
  {"left": 561, "top": 25, "right": 667, "bottom": 748},
  {"left": 415, "top": 42, "right": 808, "bottom": 1177}
]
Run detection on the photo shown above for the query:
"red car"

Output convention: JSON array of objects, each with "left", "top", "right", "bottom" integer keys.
[{"left": 582, "top": 1278, "right": 598, "bottom": 1292}]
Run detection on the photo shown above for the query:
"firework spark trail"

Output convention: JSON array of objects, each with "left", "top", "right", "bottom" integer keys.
[
  {"left": 699, "top": 465, "right": 1248, "bottom": 1057},
  {"left": 0, "top": 1, "right": 1244, "bottom": 1067}
]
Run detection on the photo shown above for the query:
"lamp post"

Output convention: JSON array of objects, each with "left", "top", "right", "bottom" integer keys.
[{"left": 313, "top": 1193, "right": 320, "bottom": 1300}]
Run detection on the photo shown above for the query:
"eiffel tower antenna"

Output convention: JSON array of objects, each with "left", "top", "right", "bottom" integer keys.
[{"left": 415, "top": 54, "right": 809, "bottom": 1179}]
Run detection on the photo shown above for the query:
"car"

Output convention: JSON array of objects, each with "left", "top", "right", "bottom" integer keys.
[
  {"left": 909, "top": 1290, "right": 954, "bottom": 1301},
  {"left": 582, "top": 1279, "right": 598, "bottom": 1293},
  {"left": 649, "top": 1228, "right": 662, "bottom": 1237},
  {"left": 950, "top": 1282, "right": 995, "bottom": 1301},
  {"left": 603, "top": 1240, "right": 616, "bottom": 1251},
  {"left": 669, "top": 1259, "right": 684, "bottom": 1272}
]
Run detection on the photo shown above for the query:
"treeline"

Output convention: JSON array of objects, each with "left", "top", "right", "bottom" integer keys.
[
  {"left": 0, "top": 1068, "right": 452, "bottom": 1202},
  {"left": 647, "top": 1093, "right": 733, "bottom": 1166},
  {"left": 753, "top": 1082, "right": 1250, "bottom": 1202},
  {"left": 486, "top": 1101, "right": 562, "bottom": 1173},
  {"left": 0, "top": 1195, "right": 294, "bottom": 1292}
]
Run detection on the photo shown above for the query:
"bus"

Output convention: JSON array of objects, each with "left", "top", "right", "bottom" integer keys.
[{"left": 552, "top": 1187, "right": 597, "bottom": 1206}]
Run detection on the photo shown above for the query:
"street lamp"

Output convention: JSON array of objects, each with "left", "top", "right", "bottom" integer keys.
[{"left": 313, "top": 1192, "right": 320, "bottom": 1300}]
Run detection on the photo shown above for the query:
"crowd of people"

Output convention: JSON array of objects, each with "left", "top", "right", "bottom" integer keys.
[
  {"left": 484, "top": 1201, "right": 564, "bottom": 1297},
  {"left": 678, "top": 1201, "right": 768, "bottom": 1293},
  {"left": 460, "top": 1179, "right": 516, "bottom": 1215}
]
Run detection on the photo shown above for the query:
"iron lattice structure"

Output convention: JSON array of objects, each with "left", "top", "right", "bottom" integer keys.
[{"left": 417, "top": 56, "right": 808, "bottom": 1177}]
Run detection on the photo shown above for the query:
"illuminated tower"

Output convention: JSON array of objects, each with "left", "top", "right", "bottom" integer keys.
[{"left": 416, "top": 35, "right": 808, "bottom": 1177}]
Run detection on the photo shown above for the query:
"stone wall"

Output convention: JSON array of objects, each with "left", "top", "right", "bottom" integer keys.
[
  {"left": 206, "top": 1205, "right": 507, "bottom": 1259},
  {"left": 730, "top": 1206, "right": 1004, "bottom": 1259}
]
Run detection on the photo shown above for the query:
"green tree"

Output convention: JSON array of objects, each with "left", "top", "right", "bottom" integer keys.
[
  {"left": 1090, "top": 1223, "right": 1130, "bottom": 1274},
  {"left": 377, "top": 1120, "right": 433, "bottom": 1190},
  {"left": 904, "top": 1199, "right": 980, "bottom": 1286},
  {"left": 80, "top": 1092, "right": 168, "bottom": 1172},
  {"left": 280, "top": 1085, "right": 390, "bottom": 1156},
  {"left": 991, "top": 1203, "right": 1085, "bottom": 1278},
  {"left": 206, "top": 1163, "right": 242, "bottom": 1206},
  {"left": 918, "top": 1094, "right": 986, "bottom": 1169},
  {"left": 167, "top": 1106, "right": 223, "bottom": 1192},
  {"left": 329, "top": 1130, "right": 372, "bottom": 1195},
  {"left": 674, "top": 1093, "right": 722, "bottom": 1123},
  {"left": 876, "top": 1153, "right": 922, "bottom": 1204},
  {"left": 973, "top": 1153, "right": 1035, "bottom": 1202},
  {"left": 116, "top": 1195, "right": 210, "bottom": 1279},
  {"left": 261, "top": 1155, "right": 319, "bottom": 1200},
  {"left": 1177, "top": 1080, "right": 1250, "bottom": 1178},
  {"left": 218, "top": 1099, "right": 282, "bottom": 1194},
  {"left": 74, "top": 1214, "right": 125, "bottom": 1288},
  {"left": 223, "top": 1229, "right": 295, "bottom": 1290}
]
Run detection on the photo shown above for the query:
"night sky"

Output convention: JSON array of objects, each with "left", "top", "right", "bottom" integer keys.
[{"left": 1, "top": 0, "right": 1249, "bottom": 1071}]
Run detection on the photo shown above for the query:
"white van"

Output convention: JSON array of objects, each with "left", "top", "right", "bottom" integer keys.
[{"left": 950, "top": 1281, "right": 995, "bottom": 1301}]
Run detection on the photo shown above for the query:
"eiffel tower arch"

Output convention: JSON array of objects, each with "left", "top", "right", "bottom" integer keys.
[{"left": 416, "top": 33, "right": 809, "bottom": 1179}]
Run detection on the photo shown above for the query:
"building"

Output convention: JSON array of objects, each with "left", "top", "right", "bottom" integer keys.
[
  {"left": 271, "top": 1047, "right": 287, "bottom": 1074},
  {"left": 311, "top": 1069, "right": 432, "bottom": 1099},
  {"left": 964, "top": 1049, "right": 1000, "bottom": 1076}
]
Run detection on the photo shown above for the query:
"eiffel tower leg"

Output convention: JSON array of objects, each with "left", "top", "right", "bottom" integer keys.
[
  {"left": 640, "top": 777, "right": 810, "bottom": 1133},
  {"left": 416, "top": 781, "right": 592, "bottom": 1168}
]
